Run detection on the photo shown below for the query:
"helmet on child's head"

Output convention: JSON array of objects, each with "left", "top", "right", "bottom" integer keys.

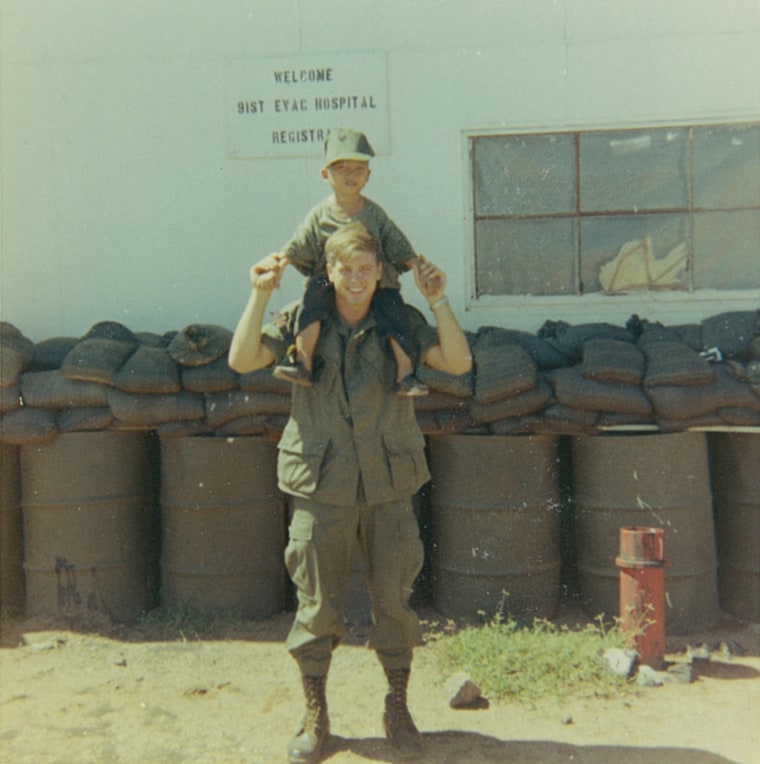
[{"left": 323, "top": 128, "right": 375, "bottom": 168}]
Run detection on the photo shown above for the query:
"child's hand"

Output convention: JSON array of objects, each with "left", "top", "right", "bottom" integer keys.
[
  {"left": 250, "top": 253, "right": 288, "bottom": 291},
  {"left": 413, "top": 255, "right": 446, "bottom": 302},
  {"left": 254, "top": 270, "right": 281, "bottom": 290}
]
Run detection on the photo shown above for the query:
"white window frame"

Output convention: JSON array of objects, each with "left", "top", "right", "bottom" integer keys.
[{"left": 463, "top": 120, "right": 760, "bottom": 319}]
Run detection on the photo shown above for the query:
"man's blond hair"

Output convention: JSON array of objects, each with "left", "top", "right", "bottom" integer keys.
[{"left": 324, "top": 222, "right": 379, "bottom": 266}]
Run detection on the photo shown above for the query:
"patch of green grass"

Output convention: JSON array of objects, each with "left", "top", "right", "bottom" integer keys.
[{"left": 429, "top": 607, "right": 633, "bottom": 704}]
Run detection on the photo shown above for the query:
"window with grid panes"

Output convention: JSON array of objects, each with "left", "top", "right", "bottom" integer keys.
[{"left": 470, "top": 122, "right": 760, "bottom": 298}]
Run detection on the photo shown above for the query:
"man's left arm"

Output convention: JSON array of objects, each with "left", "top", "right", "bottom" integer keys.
[{"left": 412, "top": 257, "right": 472, "bottom": 376}]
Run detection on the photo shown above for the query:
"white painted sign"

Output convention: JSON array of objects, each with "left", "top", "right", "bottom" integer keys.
[{"left": 226, "top": 53, "right": 389, "bottom": 159}]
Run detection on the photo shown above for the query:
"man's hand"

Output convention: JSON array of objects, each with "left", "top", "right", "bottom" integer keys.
[
  {"left": 251, "top": 252, "right": 288, "bottom": 291},
  {"left": 412, "top": 255, "right": 447, "bottom": 304}
]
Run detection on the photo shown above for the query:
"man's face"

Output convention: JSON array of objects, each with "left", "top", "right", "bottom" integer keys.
[
  {"left": 322, "top": 160, "right": 370, "bottom": 195},
  {"left": 326, "top": 249, "right": 382, "bottom": 309}
]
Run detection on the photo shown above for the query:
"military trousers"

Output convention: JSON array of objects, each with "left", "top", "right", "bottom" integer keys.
[{"left": 284, "top": 493, "right": 424, "bottom": 678}]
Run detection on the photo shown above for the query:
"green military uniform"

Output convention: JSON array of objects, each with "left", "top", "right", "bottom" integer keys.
[
  {"left": 262, "top": 302, "right": 438, "bottom": 677},
  {"left": 283, "top": 196, "right": 416, "bottom": 290}
]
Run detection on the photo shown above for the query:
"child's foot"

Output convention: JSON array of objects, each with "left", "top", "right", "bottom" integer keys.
[
  {"left": 394, "top": 374, "right": 429, "bottom": 397},
  {"left": 273, "top": 347, "right": 313, "bottom": 387}
]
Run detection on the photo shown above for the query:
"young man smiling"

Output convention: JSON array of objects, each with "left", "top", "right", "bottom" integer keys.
[{"left": 229, "top": 222, "right": 472, "bottom": 763}]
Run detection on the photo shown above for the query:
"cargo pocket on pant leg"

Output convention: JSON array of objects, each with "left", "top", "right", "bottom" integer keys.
[{"left": 285, "top": 510, "right": 315, "bottom": 600}]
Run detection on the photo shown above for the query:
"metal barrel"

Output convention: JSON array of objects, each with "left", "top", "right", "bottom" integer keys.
[
  {"left": 709, "top": 433, "right": 760, "bottom": 622},
  {"left": 160, "top": 436, "right": 286, "bottom": 619},
  {"left": 1, "top": 445, "right": 24, "bottom": 615},
  {"left": 571, "top": 432, "right": 719, "bottom": 634},
  {"left": 429, "top": 434, "right": 562, "bottom": 621},
  {"left": 21, "top": 432, "right": 160, "bottom": 621}
]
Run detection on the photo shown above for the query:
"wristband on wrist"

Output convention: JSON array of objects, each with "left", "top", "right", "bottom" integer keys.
[{"left": 430, "top": 295, "right": 449, "bottom": 311}]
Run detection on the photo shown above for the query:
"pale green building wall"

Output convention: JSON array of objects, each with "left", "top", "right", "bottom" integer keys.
[{"left": 2, "top": 0, "right": 759, "bottom": 340}]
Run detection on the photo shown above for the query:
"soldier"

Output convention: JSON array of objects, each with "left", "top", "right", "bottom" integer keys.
[{"left": 229, "top": 222, "right": 472, "bottom": 763}]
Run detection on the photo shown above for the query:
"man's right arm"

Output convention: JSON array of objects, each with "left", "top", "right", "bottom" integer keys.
[{"left": 228, "top": 262, "right": 278, "bottom": 374}]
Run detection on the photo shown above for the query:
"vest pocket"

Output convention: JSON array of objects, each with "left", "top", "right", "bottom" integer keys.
[
  {"left": 382, "top": 431, "right": 428, "bottom": 493},
  {"left": 278, "top": 441, "right": 328, "bottom": 495}
]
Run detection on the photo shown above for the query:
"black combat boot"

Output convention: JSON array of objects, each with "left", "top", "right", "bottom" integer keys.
[
  {"left": 287, "top": 674, "right": 329, "bottom": 764},
  {"left": 383, "top": 667, "right": 422, "bottom": 758}
]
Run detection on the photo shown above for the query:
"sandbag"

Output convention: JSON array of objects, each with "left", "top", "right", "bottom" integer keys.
[
  {"left": 646, "top": 382, "right": 723, "bottom": 421},
  {"left": 167, "top": 324, "right": 232, "bottom": 366},
  {"left": 205, "top": 390, "right": 291, "bottom": 428},
  {"left": 82, "top": 320, "right": 138, "bottom": 343},
  {"left": 415, "top": 365, "right": 473, "bottom": 398},
  {"left": 57, "top": 407, "right": 113, "bottom": 433},
  {"left": 156, "top": 420, "right": 213, "bottom": 438},
  {"left": 582, "top": 339, "right": 645, "bottom": 385},
  {"left": 238, "top": 368, "right": 292, "bottom": 395},
  {"left": 107, "top": 388, "right": 205, "bottom": 426},
  {"left": 470, "top": 376, "right": 553, "bottom": 423},
  {"left": 488, "top": 415, "right": 542, "bottom": 436},
  {"left": 214, "top": 415, "right": 269, "bottom": 436},
  {"left": 719, "top": 407, "right": 760, "bottom": 426},
  {"left": 113, "top": 344, "right": 182, "bottom": 393},
  {"left": 61, "top": 337, "right": 137, "bottom": 384},
  {"left": 20, "top": 370, "right": 108, "bottom": 409},
  {"left": 701, "top": 310, "right": 759, "bottom": 358},
  {"left": 413, "top": 391, "right": 469, "bottom": 413},
  {"left": 547, "top": 365, "right": 652, "bottom": 416},
  {"left": 181, "top": 356, "right": 239, "bottom": 393},
  {"left": 473, "top": 341, "right": 537, "bottom": 405},
  {"left": 542, "top": 404, "right": 598, "bottom": 432},
  {"left": 642, "top": 341, "right": 714, "bottom": 387},
  {"left": 0, "top": 408, "right": 57, "bottom": 445}
]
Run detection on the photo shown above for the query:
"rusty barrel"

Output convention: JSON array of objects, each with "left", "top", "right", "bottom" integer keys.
[
  {"left": 572, "top": 432, "right": 719, "bottom": 634},
  {"left": 709, "top": 433, "right": 760, "bottom": 622},
  {"left": 1, "top": 445, "right": 24, "bottom": 615},
  {"left": 429, "top": 434, "right": 561, "bottom": 621},
  {"left": 21, "top": 432, "right": 160, "bottom": 620},
  {"left": 160, "top": 436, "right": 286, "bottom": 618}
]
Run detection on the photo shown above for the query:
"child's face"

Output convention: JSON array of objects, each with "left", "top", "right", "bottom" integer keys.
[{"left": 322, "top": 160, "right": 370, "bottom": 197}]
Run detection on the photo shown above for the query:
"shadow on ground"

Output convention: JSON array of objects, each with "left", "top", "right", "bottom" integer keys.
[{"left": 325, "top": 732, "right": 739, "bottom": 763}]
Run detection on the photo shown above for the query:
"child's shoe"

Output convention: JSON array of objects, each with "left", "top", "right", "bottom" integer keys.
[
  {"left": 394, "top": 374, "right": 429, "bottom": 397},
  {"left": 273, "top": 347, "right": 313, "bottom": 387}
]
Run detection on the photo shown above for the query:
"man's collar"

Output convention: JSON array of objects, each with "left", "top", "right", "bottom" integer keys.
[{"left": 335, "top": 309, "right": 376, "bottom": 336}]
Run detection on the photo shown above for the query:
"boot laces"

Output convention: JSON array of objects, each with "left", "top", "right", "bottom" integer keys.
[{"left": 303, "top": 676, "right": 328, "bottom": 732}]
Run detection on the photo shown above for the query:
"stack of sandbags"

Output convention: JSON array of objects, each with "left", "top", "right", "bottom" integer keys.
[
  {"left": 0, "top": 321, "right": 292, "bottom": 445},
  {"left": 1, "top": 308, "right": 758, "bottom": 445},
  {"left": 638, "top": 313, "right": 760, "bottom": 429}
]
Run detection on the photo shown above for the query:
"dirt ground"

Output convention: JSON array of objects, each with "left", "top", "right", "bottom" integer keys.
[{"left": 1, "top": 605, "right": 759, "bottom": 764}]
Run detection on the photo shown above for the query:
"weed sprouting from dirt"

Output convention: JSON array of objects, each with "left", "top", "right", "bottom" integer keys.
[{"left": 427, "top": 599, "right": 633, "bottom": 703}]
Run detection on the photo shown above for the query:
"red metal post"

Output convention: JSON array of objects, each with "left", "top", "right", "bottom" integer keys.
[{"left": 615, "top": 526, "right": 667, "bottom": 669}]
